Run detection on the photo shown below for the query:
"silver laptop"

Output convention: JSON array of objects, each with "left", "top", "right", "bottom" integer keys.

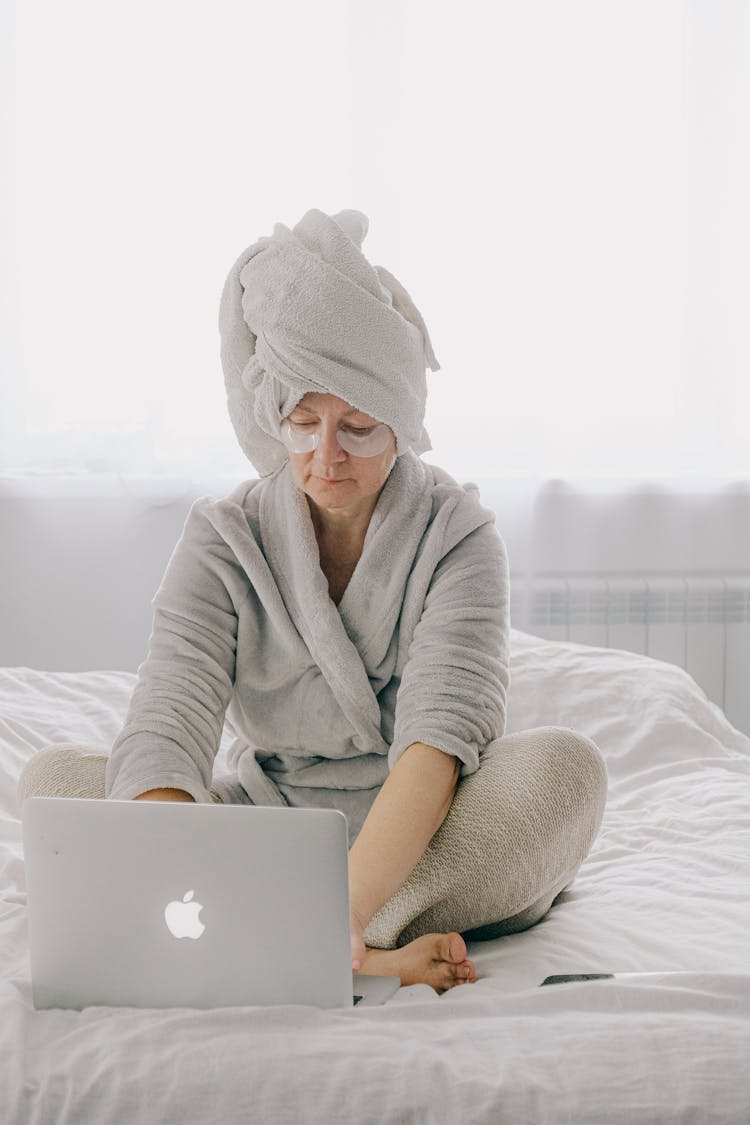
[{"left": 22, "top": 797, "right": 400, "bottom": 1010}]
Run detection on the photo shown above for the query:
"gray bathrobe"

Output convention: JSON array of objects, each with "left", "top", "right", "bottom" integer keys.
[{"left": 104, "top": 449, "right": 511, "bottom": 844}]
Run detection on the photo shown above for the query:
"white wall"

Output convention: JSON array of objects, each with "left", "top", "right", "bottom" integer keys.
[{"left": 2, "top": 472, "right": 748, "bottom": 673}]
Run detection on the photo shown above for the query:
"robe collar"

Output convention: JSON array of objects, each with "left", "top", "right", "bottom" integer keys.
[{"left": 258, "top": 451, "right": 435, "bottom": 749}]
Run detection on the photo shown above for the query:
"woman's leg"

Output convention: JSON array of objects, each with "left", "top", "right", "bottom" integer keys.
[
  {"left": 17, "top": 744, "right": 109, "bottom": 808},
  {"left": 16, "top": 746, "right": 242, "bottom": 809},
  {"left": 362, "top": 726, "right": 608, "bottom": 950}
]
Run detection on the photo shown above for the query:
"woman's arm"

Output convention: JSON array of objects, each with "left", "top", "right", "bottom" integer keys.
[
  {"left": 133, "top": 788, "right": 195, "bottom": 802},
  {"left": 348, "top": 520, "right": 510, "bottom": 930},
  {"left": 348, "top": 742, "right": 460, "bottom": 928},
  {"left": 105, "top": 497, "right": 246, "bottom": 803},
  {"left": 388, "top": 520, "right": 510, "bottom": 779}
]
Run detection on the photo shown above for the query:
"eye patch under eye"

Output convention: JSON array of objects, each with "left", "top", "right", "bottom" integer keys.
[{"left": 280, "top": 418, "right": 392, "bottom": 457}]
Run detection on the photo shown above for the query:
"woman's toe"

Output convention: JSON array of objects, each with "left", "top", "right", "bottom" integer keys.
[{"left": 444, "top": 932, "right": 467, "bottom": 963}]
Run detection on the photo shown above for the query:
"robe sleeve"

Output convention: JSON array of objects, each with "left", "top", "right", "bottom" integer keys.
[
  {"left": 388, "top": 520, "right": 510, "bottom": 780},
  {"left": 104, "top": 498, "right": 247, "bottom": 803}
]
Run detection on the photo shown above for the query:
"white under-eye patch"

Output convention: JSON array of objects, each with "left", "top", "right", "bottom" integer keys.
[{"left": 280, "top": 419, "right": 392, "bottom": 457}]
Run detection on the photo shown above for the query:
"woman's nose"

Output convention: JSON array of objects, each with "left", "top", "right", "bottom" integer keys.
[{"left": 315, "top": 424, "right": 346, "bottom": 461}]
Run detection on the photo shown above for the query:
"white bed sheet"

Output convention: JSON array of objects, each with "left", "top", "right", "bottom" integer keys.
[{"left": 2, "top": 628, "right": 750, "bottom": 1124}]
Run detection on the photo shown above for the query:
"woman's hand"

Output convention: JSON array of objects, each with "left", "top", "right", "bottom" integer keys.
[{"left": 350, "top": 908, "right": 368, "bottom": 972}]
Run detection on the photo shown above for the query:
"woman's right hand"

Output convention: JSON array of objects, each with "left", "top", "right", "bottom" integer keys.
[{"left": 133, "top": 788, "right": 195, "bottom": 801}]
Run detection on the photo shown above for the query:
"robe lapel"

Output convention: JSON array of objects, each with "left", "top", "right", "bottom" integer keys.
[
  {"left": 335, "top": 453, "right": 435, "bottom": 661},
  {"left": 259, "top": 454, "right": 434, "bottom": 750}
]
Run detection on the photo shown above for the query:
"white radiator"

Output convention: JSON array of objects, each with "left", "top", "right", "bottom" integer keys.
[{"left": 510, "top": 572, "right": 750, "bottom": 739}]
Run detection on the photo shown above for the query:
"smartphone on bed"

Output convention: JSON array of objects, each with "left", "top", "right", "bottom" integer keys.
[{"left": 540, "top": 973, "right": 615, "bottom": 985}]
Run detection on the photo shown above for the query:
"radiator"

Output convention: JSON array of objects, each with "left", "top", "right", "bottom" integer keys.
[{"left": 509, "top": 572, "right": 750, "bottom": 739}]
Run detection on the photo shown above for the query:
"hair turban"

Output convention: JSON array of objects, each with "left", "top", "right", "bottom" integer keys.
[{"left": 218, "top": 208, "right": 441, "bottom": 477}]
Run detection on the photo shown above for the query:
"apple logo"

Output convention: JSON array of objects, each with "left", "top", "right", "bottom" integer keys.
[{"left": 164, "top": 889, "right": 206, "bottom": 939}]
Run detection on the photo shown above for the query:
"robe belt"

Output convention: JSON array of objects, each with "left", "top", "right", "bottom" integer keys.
[{"left": 232, "top": 742, "right": 289, "bottom": 807}]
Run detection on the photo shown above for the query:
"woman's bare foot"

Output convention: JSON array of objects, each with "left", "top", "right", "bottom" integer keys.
[{"left": 357, "top": 931, "right": 477, "bottom": 994}]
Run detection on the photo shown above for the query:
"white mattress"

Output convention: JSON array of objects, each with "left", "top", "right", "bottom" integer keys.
[{"left": 3, "top": 628, "right": 750, "bottom": 1124}]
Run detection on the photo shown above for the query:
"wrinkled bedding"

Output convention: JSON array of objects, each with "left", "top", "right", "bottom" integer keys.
[{"left": 2, "top": 628, "right": 750, "bottom": 1124}]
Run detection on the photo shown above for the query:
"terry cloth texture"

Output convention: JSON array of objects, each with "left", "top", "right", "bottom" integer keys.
[
  {"left": 17, "top": 727, "right": 609, "bottom": 950},
  {"left": 99, "top": 450, "right": 512, "bottom": 848},
  {"left": 218, "top": 207, "right": 440, "bottom": 477}
]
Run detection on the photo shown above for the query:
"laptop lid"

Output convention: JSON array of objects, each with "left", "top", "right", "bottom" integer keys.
[{"left": 22, "top": 797, "right": 399, "bottom": 1010}]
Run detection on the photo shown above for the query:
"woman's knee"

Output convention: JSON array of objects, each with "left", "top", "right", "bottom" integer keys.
[
  {"left": 17, "top": 743, "right": 109, "bottom": 809},
  {"left": 518, "top": 725, "right": 608, "bottom": 851},
  {"left": 451, "top": 724, "right": 608, "bottom": 866},
  {"left": 541, "top": 724, "right": 607, "bottom": 792},
  {"left": 547, "top": 726, "right": 608, "bottom": 831},
  {"left": 483, "top": 724, "right": 607, "bottom": 809}
]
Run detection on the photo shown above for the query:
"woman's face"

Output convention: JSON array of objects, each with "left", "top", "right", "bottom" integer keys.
[{"left": 283, "top": 392, "right": 397, "bottom": 532}]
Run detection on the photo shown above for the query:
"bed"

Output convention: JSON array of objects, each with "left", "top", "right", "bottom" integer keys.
[{"left": 3, "top": 627, "right": 750, "bottom": 1124}]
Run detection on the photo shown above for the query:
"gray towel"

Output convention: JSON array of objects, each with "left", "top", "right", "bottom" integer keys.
[{"left": 218, "top": 208, "right": 441, "bottom": 476}]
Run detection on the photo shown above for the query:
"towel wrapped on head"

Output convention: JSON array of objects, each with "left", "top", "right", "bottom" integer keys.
[{"left": 218, "top": 208, "right": 441, "bottom": 477}]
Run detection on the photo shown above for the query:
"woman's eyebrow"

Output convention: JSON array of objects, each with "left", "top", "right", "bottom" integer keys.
[{"left": 293, "top": 406, "right": 367, "bottom": 417}]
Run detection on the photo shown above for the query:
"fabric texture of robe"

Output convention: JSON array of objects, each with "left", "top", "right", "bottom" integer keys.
[{"left": 104, "top": 450, "right": 511, "bottom": 845}]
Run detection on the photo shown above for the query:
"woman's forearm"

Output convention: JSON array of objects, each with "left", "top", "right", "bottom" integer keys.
[
  {"left": 133, "top": 788, "right": 195, "bottom": 801},
  {"left": 348, "top": 742, "right": 460, "bottom": 928}
]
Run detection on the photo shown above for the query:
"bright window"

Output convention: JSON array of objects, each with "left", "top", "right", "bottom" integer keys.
[{"left": 2, "top": 0, "right": 748, "bottom": 480}]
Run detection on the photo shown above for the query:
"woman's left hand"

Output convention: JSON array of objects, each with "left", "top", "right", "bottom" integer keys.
[{"left": 350, "top": 909, "right": 368, "bottom": 972}]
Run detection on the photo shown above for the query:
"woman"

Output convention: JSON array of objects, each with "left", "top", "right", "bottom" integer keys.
[{"left": 17, "top": 208, "right": 608, "bottom": 994}]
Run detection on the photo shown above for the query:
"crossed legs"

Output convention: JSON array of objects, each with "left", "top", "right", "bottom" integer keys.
[{"left": 17, "top": 725, "right": 608, "bottom": 953}]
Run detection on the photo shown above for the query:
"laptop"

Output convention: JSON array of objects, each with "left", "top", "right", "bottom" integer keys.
[{"left": 21, "top": 796, "right": 401, "bottom": 1010}]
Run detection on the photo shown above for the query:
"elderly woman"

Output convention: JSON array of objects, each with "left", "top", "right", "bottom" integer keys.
[{"left": 17, "top": 208, "right": 608, "bottom": 994}]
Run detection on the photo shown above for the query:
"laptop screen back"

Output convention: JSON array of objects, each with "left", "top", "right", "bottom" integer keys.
[{"left": 22, "top": 797, "right": 354, "bottom": 1010}]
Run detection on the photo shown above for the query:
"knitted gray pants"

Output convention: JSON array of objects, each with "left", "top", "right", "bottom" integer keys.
[{"left": 17, "top": 726, "right": 608, "bottom": 950}]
